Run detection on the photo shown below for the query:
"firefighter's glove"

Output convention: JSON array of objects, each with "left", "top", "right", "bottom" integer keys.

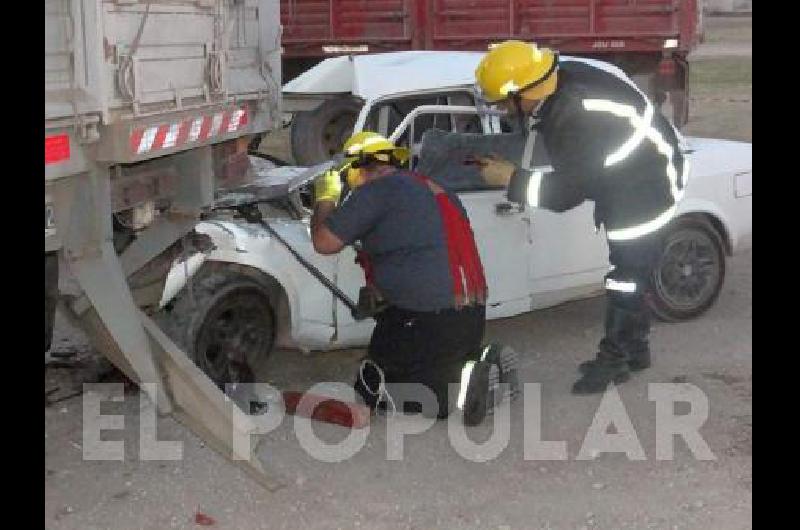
[
  {"left": 475, "top": 155, "right": 518, "bottom": 187},
  {"left": 314, "top": 168, "right": 343, "bottom": 204}
]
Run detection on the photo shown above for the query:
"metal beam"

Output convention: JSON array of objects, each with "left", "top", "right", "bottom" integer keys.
[
  {"left": 139, "top": 312, "right": 284, "bottom": 491},
  {"left": 119, "top": 214, "right": 198, "bottom": 277},
  {"left": 57, "top": 166, "right": 171, "bottom": 413}
]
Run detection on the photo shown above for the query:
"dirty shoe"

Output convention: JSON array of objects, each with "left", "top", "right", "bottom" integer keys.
[
  {"left": 481, "top": 343, "right": 521, "bottom": 403},
  {"left": 571, "top": 359, "right": 630, "bottom": 395}
]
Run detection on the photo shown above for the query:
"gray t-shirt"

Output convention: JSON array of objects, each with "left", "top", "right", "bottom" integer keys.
[{"left": 325, "top": 171, "right": 467, "bottom": 312}]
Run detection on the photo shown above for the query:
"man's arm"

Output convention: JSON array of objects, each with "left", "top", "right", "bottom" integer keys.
[
  {"left": 311, "top": 201, "right": 345, "bottom": 255},
  {"left": 478, "top": 155, "right": 588, "bottom": 212},
  {"left": 484, "top": 99, "right": 605, "bottom": 212}
]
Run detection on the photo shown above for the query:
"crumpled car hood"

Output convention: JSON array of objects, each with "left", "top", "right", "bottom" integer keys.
[{"left": 214, "top": 156, "right": 337, "bottom": 208}]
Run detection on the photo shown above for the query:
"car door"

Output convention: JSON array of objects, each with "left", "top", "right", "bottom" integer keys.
[
  {"left": 458, "top": 189, "right": 534, "bottom": 318},
  {"left": 524, "top": 131, "right": 610, "bottom": 309}
]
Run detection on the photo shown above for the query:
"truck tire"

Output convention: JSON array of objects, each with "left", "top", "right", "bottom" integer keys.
[
  {"left": 647, "top": 217, "right": 726, "bottom": 322},
  {"left": 45, "top": 252, "right": 59, "bottom": 352},
  {"left": 160, "top": 264, "right": 275, "bottom": 388},
  {"left": 290, "top": 99, "right": 362, "bottom": 165}
]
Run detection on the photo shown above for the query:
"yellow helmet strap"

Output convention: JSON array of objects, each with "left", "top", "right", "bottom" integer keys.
[{"left": 519, "top": 53, "right": 559, "bottom": 94}]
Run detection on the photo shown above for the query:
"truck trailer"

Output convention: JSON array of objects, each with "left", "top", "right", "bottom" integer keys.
[{"left": 45, "top": 0, "right": 283, "bottom": 488}]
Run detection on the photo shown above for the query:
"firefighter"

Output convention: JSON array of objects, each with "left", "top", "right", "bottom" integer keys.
[
  {"left": 473, "top": 41, "right": 689, "bottom": 394},
  {"left": 310, "top": 131, "right": 502, "bottom": 424}
]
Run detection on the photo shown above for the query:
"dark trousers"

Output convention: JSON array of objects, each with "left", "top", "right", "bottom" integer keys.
[
  {"left": 599, "top": 231, "right": 663, "bottom": 362},
  {"left": 355, "top": 304, "right": 486, "bottom": 418}
]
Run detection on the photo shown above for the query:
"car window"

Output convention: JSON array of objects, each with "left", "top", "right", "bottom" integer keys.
[
  {"left": 382, "top": 100, "right": 532, "bottom": 193},
  {"left": 363, "top": 91, "right": 481, "bottom": 140},
  {"left": 416, "top": 128, "right": 529, "bottom": 193}
]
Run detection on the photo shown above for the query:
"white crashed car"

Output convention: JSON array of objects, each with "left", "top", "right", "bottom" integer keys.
[{"left": 158, "top": 51, "right": 752, "bottom": 385}]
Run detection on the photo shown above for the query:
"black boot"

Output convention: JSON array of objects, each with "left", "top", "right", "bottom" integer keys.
[
  {"left": 572, "top": 303, "right": 646, "bottom": 395},
  {"left": 572, "top": 357, "right": 630, "bottom": 395},
  {"left": 577, "top": 301, "right": 652, "bottom": 374}
]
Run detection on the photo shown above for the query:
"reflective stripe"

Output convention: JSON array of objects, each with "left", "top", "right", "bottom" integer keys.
[
  {"left": 162, "top": 122, "right": 181, "bottom": 149},
  {"left": 606, "top": 204, "right": 676, "bottom": 241},
  {"left": 681, "top": 156, "right": 691, "bottom": 188},
  {"left": 582, "top": 98, "right": 683, "bottom": 204},
  {"left": 130, "top": 107, "right": 247, "bottom": 155},
  {"left": 137, "top": 126, "right": 158, "bottom": 154},
  {"left": 457, "top": 361, "right": 476, "bottom": 410},
  {"left": 208, "top": 112, "right": 224, "bottom": 137},
  {"left": 526, "top": 170, "right": 544, "bottom": 207},
  {"left": 188, "top": 117, "right": 204, "bottom": 142},
  {"left": 480, "top": 344, "right": 491, "bottom": 362},
  {"left": 228, "top": 108, "right": 245, "bottom": 132},
  {"left": 605, "top": 279, "right": 637, "bottom": 293},
  {"left": 605, "top": 102, "right": 654, "bottom": 167}
]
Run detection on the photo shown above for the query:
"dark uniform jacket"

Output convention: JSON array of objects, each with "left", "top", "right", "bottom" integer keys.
[{"left": 511, "top": 57, "right": 688, "bottom": 241}]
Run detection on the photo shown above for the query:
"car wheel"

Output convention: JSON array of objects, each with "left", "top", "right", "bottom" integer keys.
[
  {"left": 160, "top": 266, "right": 275, "bottom": 388},
  {"left": 648, "top": 217, "right": 726, "bottom": 322},
  {"left": 290, "top": 99, "right": 362, "bottom": 165}
]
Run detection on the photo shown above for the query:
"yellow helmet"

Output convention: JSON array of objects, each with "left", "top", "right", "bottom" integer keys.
[
  {"left": 475, "top": 40, "right": 559, "bottom": 103},
  {"left": 340, "top": 131, "right": 410, "bottom": 188},
  {"left": 342, "top": 131, "right": 409, "bottom": 165}
]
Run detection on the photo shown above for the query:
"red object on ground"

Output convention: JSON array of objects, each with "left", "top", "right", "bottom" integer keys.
[
  {"left": 282, "top": 390, "right": 371, "bottom": 429},
  {"left": 194, "top": 512, "right": 216, "bottom": 526}
]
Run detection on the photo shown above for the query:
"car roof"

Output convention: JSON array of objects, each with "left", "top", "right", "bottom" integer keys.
[{"left": 282, "top": 51, "right": 487, "bottom": 102}]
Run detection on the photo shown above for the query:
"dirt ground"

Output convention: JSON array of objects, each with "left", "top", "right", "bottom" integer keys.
[{"left": 45, "top": 16, "right": 752, "bottom": 530}]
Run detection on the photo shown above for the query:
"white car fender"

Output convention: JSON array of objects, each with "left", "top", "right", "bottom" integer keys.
[
  {"left": 159, "top": 220, "right": 253, "bottom": 308},
  {"left": 162, "top": 218, "right": 340, "bottom": 348},
  {"left": 674, "top": 197, "right": 735, "bottom": 250},
  {"left": 160, "top": 220, "right": 302, "bottom": 315}
]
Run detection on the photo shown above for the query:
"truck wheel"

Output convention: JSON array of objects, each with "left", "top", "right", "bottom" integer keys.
[
  {"left": 290, "top": 99, "right": 362, "bottom": 165},
  {"left": 160, "top": 265, "right": 275, "bottom": 388},
  {"left": 648, "top": 217, "right": 726, "bottom": 322},
  {"left": 45, "top": 252, "right": 59, "bottom": 352}
]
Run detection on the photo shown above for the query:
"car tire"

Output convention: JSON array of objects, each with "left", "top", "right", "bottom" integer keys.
[
  {"left": 290, "top": 99, "right": 362, "bottom": 165},
  {"left": 648, "top": 217, "right": 726, "bottom": 322},
  {"left": 160, "top": 264, "right": 275, "bottom": 388}
]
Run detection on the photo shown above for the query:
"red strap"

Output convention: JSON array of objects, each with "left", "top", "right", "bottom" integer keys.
[
  {"left": 413, "top": 172, "right": 487, "bottom": 307},
  {"left": 435, "top": 194, "right": 466, "bottom": 303}
]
